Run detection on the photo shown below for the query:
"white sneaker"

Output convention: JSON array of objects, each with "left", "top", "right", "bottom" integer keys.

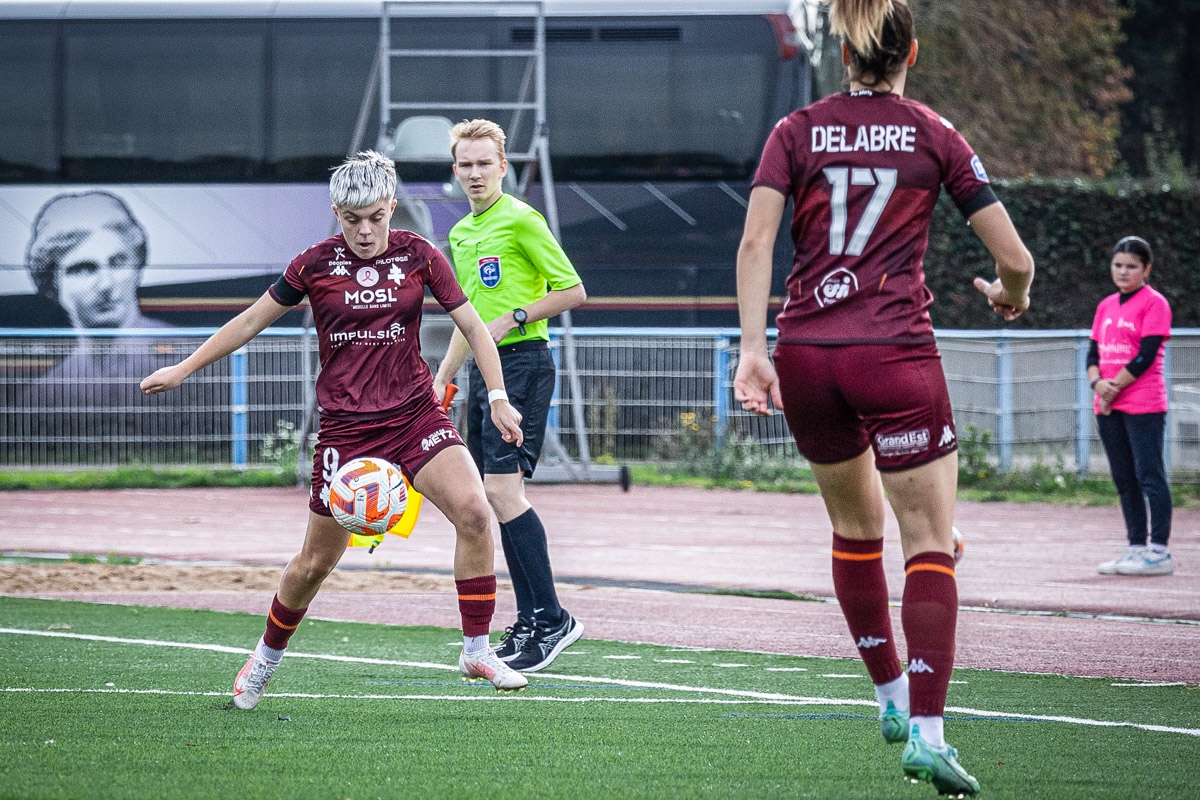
[
  {"left": 1116, "top": 548, "right": 1174, "bottom": 576},
  {"left": 232, "top": 653, "right": 278, "bottom": 710},
  {"left": 458, "top": 649, "right": 528, "bottom": 692},
  {"left": 1098, "top": 545, "right": 1145, "bottom": 575}
]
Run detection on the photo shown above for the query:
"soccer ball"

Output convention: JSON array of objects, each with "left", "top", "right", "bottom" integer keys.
[
  {"left": 328, "top": 457, "right": 408, "bottom": 536},
  {"left": 951, "top": 525, "right": 965, "bottom": 564}
]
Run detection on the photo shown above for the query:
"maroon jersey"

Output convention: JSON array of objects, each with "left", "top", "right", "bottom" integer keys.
[
  {"left": 269, "top": 229, "right": 467, "bottom": 418},
  {"left": 754, "top": 90, "right": 997, "bottom": 344}
]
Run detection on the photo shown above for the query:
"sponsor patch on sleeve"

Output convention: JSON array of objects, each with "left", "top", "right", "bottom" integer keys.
[{"left": 970, "top": 155, "right": 990, "bottom": 183}]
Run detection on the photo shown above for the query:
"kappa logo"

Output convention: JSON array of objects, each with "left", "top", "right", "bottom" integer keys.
[
  {"left": 356, "top": 266, "right": 380, "bottom": 287},
  {"left": 478, "top": 256, "right": 501, "bottom": 288},
  {"left": 816, "top": 267, "right": 858, "bottom": 307},
  {"left": 1118, "top": 318, "right": 1137, "bottom": 332},
  {"left": 856, "top": 636, "right": 888, "bottom": 649},
  {"left": 938, "top": 425, "right": 956, "bottom": 448},
  {"left": 331, "top": 264, "right": 350, "bottom": 277},
  {"left": 908, "top": 659, "right": 935, "bottom": 674}
]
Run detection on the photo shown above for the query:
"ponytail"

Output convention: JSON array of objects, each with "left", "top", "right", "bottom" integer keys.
[
  {"left": 826, "top": 0, "right": 914, "bottom": 89},
  {"left": 828, "top": 0, "right": 893, "bottom": 56}
]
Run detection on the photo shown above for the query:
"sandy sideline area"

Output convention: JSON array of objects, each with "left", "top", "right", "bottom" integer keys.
[{"left": 0, "top": 563, "right": 458, "bottom": 595}]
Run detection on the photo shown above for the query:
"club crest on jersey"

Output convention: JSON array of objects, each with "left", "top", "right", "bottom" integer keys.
[
  {"left": 478, "top": 256, "right": 501, "bottom": 288},
  {"left": 816, "top": 267, "right": 858, "bottom": 307},
  {"left": 356, "top": 266, "right": 380, "bottom": 287}
]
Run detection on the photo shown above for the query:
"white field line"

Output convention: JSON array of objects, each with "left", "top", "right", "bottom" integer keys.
[{"left": 4, "top": 627, "right": 1198, "bottom": 737}]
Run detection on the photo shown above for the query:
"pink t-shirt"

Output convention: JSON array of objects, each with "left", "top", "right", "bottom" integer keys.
[{"left": 1090, "top": 285, "right": 1171, "bottom": 414}]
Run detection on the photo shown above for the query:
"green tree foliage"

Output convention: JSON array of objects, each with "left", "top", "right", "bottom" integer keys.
[
  {"left": 1116, "top": 0, "right": 1200, "bottom": 181},
  {"left": 924, "top": 181, "right": 1200, "bottom": 329},
  {"left": 906, "top": 0, "right": 1132, "bottom": 179}
]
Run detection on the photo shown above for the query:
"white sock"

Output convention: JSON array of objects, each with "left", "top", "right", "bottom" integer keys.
[
  {"left": 463, "top": 634, "right": 489, "bottom": 655},
  {"left": 1148, "top": 543, "right": 1169, "bottom": 554},
  {"left": 257, "top": 638, "right": 284, "bottom": 664},
  {"left": 911, "top": 715, "right": 945, "bottom": 748},
  {"left": 875, "top": 673, "right": 909, "bottom": 714}
]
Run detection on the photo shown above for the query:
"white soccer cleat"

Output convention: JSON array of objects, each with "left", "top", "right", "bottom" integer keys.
[
  {"left": 232, "top": 653, "right": 278, "bottom": 710},
  {"left": 458, "top": 648, "right": 528, "bottom": 692}
]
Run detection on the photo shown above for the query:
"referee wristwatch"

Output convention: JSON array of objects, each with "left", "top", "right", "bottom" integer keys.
[{"left": 512, "top": 307, "right": 528, "bottom": 335}]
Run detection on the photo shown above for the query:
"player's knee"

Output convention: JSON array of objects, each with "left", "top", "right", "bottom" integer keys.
[
  {"left": 452, "top": 496, "right": 493, "bottom": 539},
  {"left": 290, "top": 556, "right": 337, "bottom": 590}
]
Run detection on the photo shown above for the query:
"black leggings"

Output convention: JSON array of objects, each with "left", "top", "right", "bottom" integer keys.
[{"left": 1096, "top": 411, "right": 1172, "bottom": 546}]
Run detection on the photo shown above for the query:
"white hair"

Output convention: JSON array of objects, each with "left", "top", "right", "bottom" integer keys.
[{"left": 329, "top": 150, "right": 397, "bottom": 209}]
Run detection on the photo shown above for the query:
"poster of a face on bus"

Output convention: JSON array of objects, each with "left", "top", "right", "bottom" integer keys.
[{"left": 0, "top": 185, "right": 341, "bottom": 332}]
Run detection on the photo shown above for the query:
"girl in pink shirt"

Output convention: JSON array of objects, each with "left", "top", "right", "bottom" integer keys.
[{"left": 1087, "top": 236, "right": 1173, "bottom": 576}]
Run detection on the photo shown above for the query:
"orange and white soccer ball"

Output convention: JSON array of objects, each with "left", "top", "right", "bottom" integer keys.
[
  {"left": 952, "top": 525, "right": 965, "bottom": 564},
  {"left": 328, "top": 457, "right": 408, "bottom": 536}
]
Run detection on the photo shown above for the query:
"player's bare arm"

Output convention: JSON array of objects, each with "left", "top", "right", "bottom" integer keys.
[
  {"left": 433, "top": 327, "right": 473, "bottom": 404},
  {"left": 734, "top": 186, "right": 786, "bottom": 416},
  {"left": 140, "top": 291, "right": 291, "bottom": 394},
  {"left": 447, "top": 302, "right": 524, "bottom": 446},
  {"left": 483, "top": 283, "right": 587, "bottom": 343},
  {"left": 967, "top": 202, "right": 1035, "bottom": 321}
]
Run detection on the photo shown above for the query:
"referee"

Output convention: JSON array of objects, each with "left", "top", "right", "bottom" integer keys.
[{"left": 434, "top": 119, "right": 587, "bottom": 673}]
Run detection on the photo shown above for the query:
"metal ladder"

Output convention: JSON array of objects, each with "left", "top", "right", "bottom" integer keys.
[{"left": 315, "top": 0, "right": 598, "bottom": 482}]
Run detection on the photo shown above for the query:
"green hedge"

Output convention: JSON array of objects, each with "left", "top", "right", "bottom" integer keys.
[{"left": 926, "top": 181, "right": 1200, "bottom": 329}]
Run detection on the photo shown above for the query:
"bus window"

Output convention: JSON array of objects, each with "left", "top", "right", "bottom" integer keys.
[
  {"left": 272, "top": 20, "right": 377, "bottom": 180},
  {"left": 63, "top": 21, "right": 266, "bottom": 181},
  {"left": 0, "top": 23, "right": 57, "bottom": 180}
]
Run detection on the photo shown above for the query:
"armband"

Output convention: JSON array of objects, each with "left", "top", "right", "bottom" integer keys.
[{"left": 488, "top": 389, "right": 509, "bottom": 405}]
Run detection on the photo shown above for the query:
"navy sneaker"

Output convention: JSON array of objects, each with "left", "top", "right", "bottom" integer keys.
[
  {"left": 494, "top": 617, "right": 534, "bottom": 662},
  {"left": 507, "top": 611, "right": 584, "bottom": 672}
]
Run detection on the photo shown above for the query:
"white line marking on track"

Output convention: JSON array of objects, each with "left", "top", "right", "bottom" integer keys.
[
  {"left": 765, "top": 668, "right": 808, "bottom": 672},
  {"left": 1111, "top": 682, "right": 1188, "bottom": 688},
  {"left": 655, "top": 659, "right": 695, "bottom": 664},
  {"left": 713, "top": 663, "right": 749, "bottom": 668},
  {"left": 4, "top": 627, "right": 1197, "bottom": 737},
  {"left": 820, "top": 674, "right": 866, "bottom": 678},
  {"left": 602, "top": 655, "right": 642, "bottom": 660}
]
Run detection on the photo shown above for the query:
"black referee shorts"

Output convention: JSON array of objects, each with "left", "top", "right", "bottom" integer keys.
[{"left": 467, "top": 340, "right": 556, "bottom": 478}]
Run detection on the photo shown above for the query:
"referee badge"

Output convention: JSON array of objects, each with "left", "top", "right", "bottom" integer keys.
[{"left": 478, "top": 256, "right": 501, "bottom": 288}]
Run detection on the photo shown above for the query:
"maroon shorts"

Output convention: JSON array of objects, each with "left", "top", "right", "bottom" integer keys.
[
  {"left": 773, "top": 341, "right": 958, "bottom": 472},
  {"left": 308, "top": 392, "right": 464, "bottom": 516}
]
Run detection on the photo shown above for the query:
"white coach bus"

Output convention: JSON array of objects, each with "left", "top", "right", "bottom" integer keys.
[{"left": 0, "top": 0, "right": 815, "bottom": 329}]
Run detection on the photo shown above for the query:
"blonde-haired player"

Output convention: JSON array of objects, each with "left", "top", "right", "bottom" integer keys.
[{"left": 142, "top": 150, "right": 529, "bottom": 704}]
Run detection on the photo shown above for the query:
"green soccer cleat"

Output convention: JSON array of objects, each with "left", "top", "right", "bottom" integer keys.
[
  {"left": 901, "top": 726, "right": 980, "bottom": 796},
  {"left": 880, "top": 701, "right": 910, "bottom": 744}
]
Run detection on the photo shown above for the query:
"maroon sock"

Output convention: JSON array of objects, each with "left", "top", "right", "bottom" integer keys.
[
  {"left": 456, "top": 575, "right": 496, "bottom": 638},
  {"left": 263, "top": 594, "right": 308, "bottom": 651},
  {"left": 902, "top": 551, "right": 958, "bottom": 717},
  {"left": 832, "top": 533, "right": 903, "bottom": 685}
]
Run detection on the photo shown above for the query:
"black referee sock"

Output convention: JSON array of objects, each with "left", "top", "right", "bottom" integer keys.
[
  {"left": 499, "top": 520, "right": 534, "bottom": 620},
  {"left": 504, "top": 507, "right": 562, "bottom": 624}
]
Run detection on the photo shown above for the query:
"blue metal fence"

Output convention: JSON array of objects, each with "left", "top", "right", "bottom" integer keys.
[{"left": 2, "top": 326, "right": 1198, "bottom": 474}]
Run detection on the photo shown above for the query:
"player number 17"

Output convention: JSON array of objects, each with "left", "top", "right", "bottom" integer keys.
[{"left": 822, "top": 167, "right": 898, "bottom": 256}]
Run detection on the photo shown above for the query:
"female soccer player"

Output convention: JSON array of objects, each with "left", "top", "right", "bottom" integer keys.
[
  {"left": 1089, "top": 236, "right": 1174, "bottom": 576},
  {"left": 734, "top": 0, "right": 1033, "bottom": 794},
  {"left": 141, "top": 151, "right": 529, "bottom": 706}
]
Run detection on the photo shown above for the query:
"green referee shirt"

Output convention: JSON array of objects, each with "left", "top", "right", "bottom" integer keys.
[{"left": 449, "top": 193, "right": 582, "bottom": 346}]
